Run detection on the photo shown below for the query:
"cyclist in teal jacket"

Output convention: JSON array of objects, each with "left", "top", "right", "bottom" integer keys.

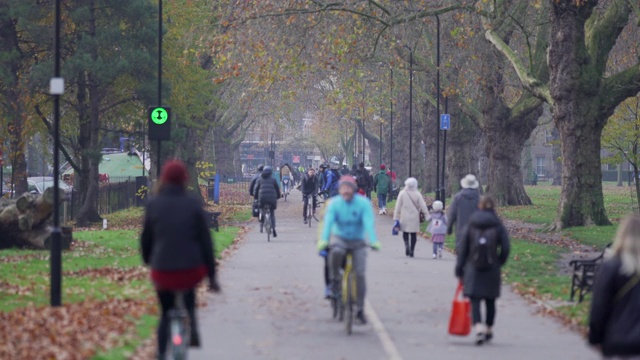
[{"left": 318, "top": 175, "right": 380, "bottom": 324}]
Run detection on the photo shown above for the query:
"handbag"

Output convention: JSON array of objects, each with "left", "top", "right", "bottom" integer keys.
[
  {"left": 448, "top": 283, "right": 471, "bottom": 336},
  {"left": 408, "top": 194, "right": 426, "bottom": 223}
]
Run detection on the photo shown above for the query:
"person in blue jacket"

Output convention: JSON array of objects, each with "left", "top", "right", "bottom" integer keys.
[
  {"left": 318, "top": 175, "right": 381, "bottom": 325},
  {"left": 321, "top": 165, "right": 340, "bottom": 198}
]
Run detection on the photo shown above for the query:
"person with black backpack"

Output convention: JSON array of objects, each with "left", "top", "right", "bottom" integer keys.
[
  {"left": 455, "top": 195, "right": 510, "bottom": 346},
  {"left": 355, "top": 162, "right": 370, "bottom": 196}
]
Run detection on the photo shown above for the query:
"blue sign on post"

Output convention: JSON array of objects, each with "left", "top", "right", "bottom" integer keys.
[{"left": 440, "top": 114, "right": 451, "bottom": 130}]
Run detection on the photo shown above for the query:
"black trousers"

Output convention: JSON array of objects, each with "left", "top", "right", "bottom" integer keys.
[
  {"left": 156, "top": 289, "right": 197, "bottom": 355},
  {"left": 470, "top": 297, "right": 496, "bottom": 327},
  {"left": 403, "top": 232, "right": 417, "bottom": 252}
]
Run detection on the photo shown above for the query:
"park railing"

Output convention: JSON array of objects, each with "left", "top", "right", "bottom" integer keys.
[
  {"left": 211, "top": 174, "right": 253, "bottom": 206},
  {"left": 64, "top": 177, "right": 145, "bottom": 223}
]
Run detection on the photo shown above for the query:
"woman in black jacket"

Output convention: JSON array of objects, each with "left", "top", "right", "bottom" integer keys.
[
  {"left": 141, "top": 160, "right": 220, "bottom": 358},
  {"left": 589, "top": 214, "right": 640, "bottom": 358},
  {"left": 455, "top": 195, "right": 510, "bottom": 345}
]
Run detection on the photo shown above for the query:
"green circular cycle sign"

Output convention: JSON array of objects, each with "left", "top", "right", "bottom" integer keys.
[{"left": 152, "top": 107, "right": 168, "bottom": 125}]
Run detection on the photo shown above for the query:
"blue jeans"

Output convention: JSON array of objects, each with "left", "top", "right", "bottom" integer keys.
[{"left": 377, "top": 193, "right": 387, "bottom": 209}]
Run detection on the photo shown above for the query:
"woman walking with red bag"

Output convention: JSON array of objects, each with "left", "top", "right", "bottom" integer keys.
[{"left": 455, "top": 195, "right": 510, "bottom": 345}]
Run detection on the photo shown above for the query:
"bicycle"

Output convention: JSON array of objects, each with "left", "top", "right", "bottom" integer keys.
[
  {"left": 166, "top": 291, "right": 190, "bottom": 360},
  {"left": 261, "top": 204, "right": 272, "bottom": 242},
  {"left": 327, "top": 249, "right": 356, "bottom": 334},
  {"left": 330, "top": 244, "right": 376, "bottom": 335},
  {"left": 303, "top": 194, "right": 323, "bottom": 227}
]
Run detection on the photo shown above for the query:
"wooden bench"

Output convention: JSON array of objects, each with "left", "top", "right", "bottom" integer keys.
[{"left": 569, "top": 243, "right": 611, "bottom": 303}]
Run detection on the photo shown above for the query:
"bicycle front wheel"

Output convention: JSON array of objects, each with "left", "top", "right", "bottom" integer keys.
[{"left": 345, "top": 273, "right": 354, "bottom": 335}]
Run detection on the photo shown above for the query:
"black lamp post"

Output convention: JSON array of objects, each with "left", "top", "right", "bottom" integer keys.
[
  {"left": 404, "top": 45, "right": 414, "bottom": 177},
  {"left": 362, "top": 96, "right": 366, "bottom": 164},
  {"left": 49, "top": 0, "right": 63, "bottom": 307},
  {"left": 390, "top": 67, "right": 393, "bottom": 174},
  {"left": 156, "top": 0, "right": 164, "bottom": 178},
  {"left": 435, "top": 14, "right": 442, "bottom": 201}
]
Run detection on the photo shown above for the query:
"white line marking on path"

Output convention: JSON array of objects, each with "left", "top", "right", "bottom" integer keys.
[{"left": 366, "top": 300, "right": 404, "bottom": 360}]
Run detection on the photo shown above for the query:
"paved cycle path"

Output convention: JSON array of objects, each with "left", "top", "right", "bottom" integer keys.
[{"left": 192, "top": 191, "right": 597, "bottom": 360}]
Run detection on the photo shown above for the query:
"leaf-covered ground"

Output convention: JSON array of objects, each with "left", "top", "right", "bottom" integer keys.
[{"left": 0, "top": 222, "right": 244, "bottom": 359}]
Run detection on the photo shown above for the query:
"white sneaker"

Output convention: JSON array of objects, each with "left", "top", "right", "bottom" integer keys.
[
  {"left": 382, "top": 209, "right": 387, "bottom": 214},
  {"left": 432, "top": 254, "right": 437, "bottom": 259},
  {"left": 438, "top": 247, "right": 443, "bottom": 258},
  {"left": 475, "top": 324, "right": 486, "bottom": 346},
  {"left": 378, "top": 209, "right": 383, "bottom": 215}
]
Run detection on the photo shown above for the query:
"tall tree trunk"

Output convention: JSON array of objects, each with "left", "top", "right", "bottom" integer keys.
[
  {"left": 7, "top": 113, "right": 28, "bottom": 196},
  {"left": 74, "top": 71, "right": 102, "bottom": 226},
  {"left": 483, "top": 107, "right": 540, "bottom": 205},
  {"left": 617, "top": 163, "right": 623, "bottom": 187},
  {"left": 446, "top": 112, "right": 482, "bottom": 197},
  {"left": 549, "top": 2, "right": 610, "bottom": 228},
  {"left": 551, "top": 127, "right": 562, "bottom": 186}
]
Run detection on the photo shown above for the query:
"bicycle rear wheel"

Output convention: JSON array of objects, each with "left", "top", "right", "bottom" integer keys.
[
  {"left": 168, "top": 312, "right": 190, "bottom": 360},
  {"left": 264, "top": 210, "right": 271, "bottom": 242},
  {"left": 345, "top": 272, "right": 354, "bottom": 335}
]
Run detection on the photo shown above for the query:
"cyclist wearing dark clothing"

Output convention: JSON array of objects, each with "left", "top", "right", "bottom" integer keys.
[
  {"left": 140, "top": 160, "right": 220, "bottom": 358},
  {"left": 249, "top": 165, "right": 264, "bottom": 198},
  {"left": 255, "top": 166, "right": 281, "bottom": 237},
  {"left": 301, "top": 168, "right": 319, "bottom": 224}
]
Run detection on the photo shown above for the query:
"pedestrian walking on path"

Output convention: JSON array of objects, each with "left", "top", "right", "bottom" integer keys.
[
  {"left": 373, "top": 164, "right": 391, "bottom": 214},
  {"left": 426, "top": 200, "right": 447, "bottom": 259},
  {"left": 393, "top": 177, "right": 429, "bottom": 257},
  {"left": 455, "top": 195, "right": 510, "bottom": 346},
  {"left": 140, "top": 160, "right": 220, "bottom": 358},
  {"left": 448, "top": 174, "right": 481, "bottom": 251},
  {"left": 589, "top": 214, "right": 640, "bottom": 358}
]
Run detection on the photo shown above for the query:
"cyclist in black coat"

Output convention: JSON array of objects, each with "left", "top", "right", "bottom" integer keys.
[
  {"left": 140, "top": 160, "right": 220, "bottom": 357},
  {"left": 255, "top": 166, "right": 281, "bottom": 237},
  {"left": 301, "top": 168, "right": 318, "bottom": 223}
]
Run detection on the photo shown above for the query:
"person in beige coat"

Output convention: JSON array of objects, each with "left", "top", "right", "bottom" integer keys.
[{"left": 393, "top": 177, "right": 430, "bottom": 257}]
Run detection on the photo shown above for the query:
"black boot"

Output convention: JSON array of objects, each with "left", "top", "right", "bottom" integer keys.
[
  {"left": 272, "top": 228, "right": 277, "bottom": 237},
  {"left": 410, "top": 238, "right": 417, "bottom": 257},
  {"left": 404, "top": 240, "right": 410, "bottom": 256}
]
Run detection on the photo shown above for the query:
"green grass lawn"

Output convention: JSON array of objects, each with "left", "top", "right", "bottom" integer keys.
[
  {"left": 0, "top": 222, "right": 241, "bottom": 359},
  {"left": 500, "top": 184, "right": 637, "bottom": 226}
]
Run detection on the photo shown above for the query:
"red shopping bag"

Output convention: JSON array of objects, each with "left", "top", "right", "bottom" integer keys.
[{"left": 448, "top": 282, "right": 471, "bottom": 336}]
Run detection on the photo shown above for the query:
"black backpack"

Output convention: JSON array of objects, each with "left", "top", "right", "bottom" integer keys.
[
  {"left": 356, "top": 170, "right": 369, "bottom": 189},
  {"left": 469, "top": 227, "right": 499, "bottom": 271}
]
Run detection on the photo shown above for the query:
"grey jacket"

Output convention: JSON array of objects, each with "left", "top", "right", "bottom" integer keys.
[
  {"left": 455, "top": 210, "right": 510, "bottom": 299},
  {"left": 447, "top": 188, "right": 480, "bottom": 248}
]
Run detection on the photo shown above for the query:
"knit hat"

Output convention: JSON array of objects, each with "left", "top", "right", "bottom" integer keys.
[
  {"left": 380, "top": 164, "right": 386, "bottom": 170},
  {"left": 160, "top": 160, "right": 188, "bottom": 186},
  {"left": 460, "top": 174, "right": 479, "bottom": 189},
  {"left": 432, "top": 200, "right": 443, "bottom": 211},
  {"left": 339, "top": 175, "right": 357, "bottom": 190}
]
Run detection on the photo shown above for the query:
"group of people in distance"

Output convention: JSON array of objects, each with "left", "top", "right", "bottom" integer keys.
[{"left": 139, "top": 159, "right": 640, "bottom": 358}]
